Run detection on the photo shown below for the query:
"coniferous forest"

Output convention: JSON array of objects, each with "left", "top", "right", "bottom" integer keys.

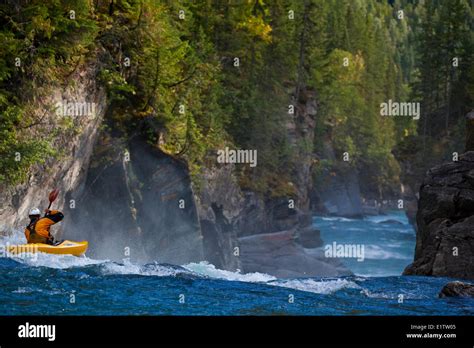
[
  {"left": 1, "top": 0, "right": 472, "bottom": 197},
  {"left": 0, "top": 0, "right": 473, "bottom": 341}
]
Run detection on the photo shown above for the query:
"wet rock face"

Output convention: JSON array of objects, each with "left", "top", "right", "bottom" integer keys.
[
  {"left": 66, "top": 134, "right": 204, "bottom": 264},
  {"left": 195, "top": 164, "right": 243, "bottom": 270},
  {"left": 0, "top": 63, "right": 106, "bottom": 235},
  {"left": 439, "top": 281, "right": 474, "bottom": 298},
  {"left": 318, "top": 169, "right": 364, "bottom": 217},
  {"left": 403, "top": 152, "right": 474, "bottom": 280}
]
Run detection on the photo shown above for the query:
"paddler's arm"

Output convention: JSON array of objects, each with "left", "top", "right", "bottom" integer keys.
[{"left": 44, "top": 210, "right": 64, "bottom": 222}]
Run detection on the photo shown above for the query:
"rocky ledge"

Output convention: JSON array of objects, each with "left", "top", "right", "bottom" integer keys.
[
  {"left": 238, "top": 229, "right": 351, "bottom": 278},
  {"left": 403, "top": 152, "right": 474, "bottom": 280}
]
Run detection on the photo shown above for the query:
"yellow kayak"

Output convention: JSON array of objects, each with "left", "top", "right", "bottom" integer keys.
[{"left": 7, "top": 240, "right": 88, "bottom": 257}]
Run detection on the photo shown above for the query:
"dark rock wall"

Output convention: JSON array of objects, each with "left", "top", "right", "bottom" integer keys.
[
  {"left": 404, "top": 152, "right": 474, "bottom": 279},
  {"left": 317, "top": 168, "right": 364, "bottom": 217},
  {"left": 195, "top": 164, "right": 242, "bottom": 270},
  {"left": 65, "top": 132, "right": 204, "bottom": 264}
]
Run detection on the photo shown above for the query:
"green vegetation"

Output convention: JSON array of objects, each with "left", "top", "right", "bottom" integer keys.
[
  {"left": 0, "top": 0, "right": 97, "bottom": 185},
  {"left": 0, "top": 0, "right": 472, "bottom": 201},
  {"left": 394, "top": 0, "right": 473, "bottom": 193}
]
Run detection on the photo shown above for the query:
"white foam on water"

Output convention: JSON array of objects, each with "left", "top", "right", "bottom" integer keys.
[
  {"left": 100, "top": 260, "right": 186, "bottom": 277},
  {"left": 183, "top": 261, "right": 277, "bottom": 282},
  {"left": 364, "top": 245, "right": 411, "bottom": 260},
  {"left": 12, "top": 287, "right": 33, "bottom": 294},
  {"left": 360, "top": 288, "right": 426, "bottom": 300},
  {"left": 12, "top": 286, "right": 63, "bottom": 295},
  {"left": 14, "top": 252, "right": 107, "bottom": 269},
  {"left": 0, "top": 230, "right": 27, "bottom": 245},
  {"left": 271, "top": 278, "right": 361, "bottom": 295},
  {"left": 6, "top": 251, "right": 187, "bottom": 278},
  {"left": 5, "top": 251, "right": 363, "bottom": 295},
  {"left": 364, "top": 214, "right": 408, "bottom": 225},
  {"left": 354, "top": 271, "right": 401, "bottom": 278},
  {"left": 354, "top": 276, "right": 368, "bottom": 282},
  {"left": 183, "top": 262, "right": 361, "bottom": 295},
  {"left": 3, "top": 246, "right": 187, "bottom": 277},
  {"left": 320, "top": 217, "right": 356, "bottom": 222},
  {"left": 385, "top": 242, "right": 403, "bottom": 248},
  {"left": 2, "top": 232, "right": 360, "bottom": 295},
  {"left": 2, "top": 231, "right": 364, "bottom": 296}
]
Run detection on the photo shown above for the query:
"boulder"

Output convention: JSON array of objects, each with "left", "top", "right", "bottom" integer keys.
[
  {"left": 439, "top": 281, "right": 474, "bottom": 298},
  {"left": 296, "top": 226, "right": 323, "bottom": 248},
  {"left": 377, "top": 219, "right": 404, "bottom": 225},
  {"left": 238, "top": 229, "right": 351, "bottom": 278}
]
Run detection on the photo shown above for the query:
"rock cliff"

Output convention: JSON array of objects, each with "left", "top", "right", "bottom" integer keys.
[
  {"left": 196, "top": 88, "right": 350, "bottom": 276},
  {"left": 65, "top": 131, "right": 204, "bottom": 264},
  {"left": 1, "top": 78, "right": 349, "bottom": 277},
  {"left": 0, "top": 62, "right": 106, "bottom": 235},
  {"left": 403, "top": 152, "right": 474, "bottom": 279}
]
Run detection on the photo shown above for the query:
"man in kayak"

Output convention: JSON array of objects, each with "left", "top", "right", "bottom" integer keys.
[{"left": 25, "top": 208, "right": 64, "bottom": 245}]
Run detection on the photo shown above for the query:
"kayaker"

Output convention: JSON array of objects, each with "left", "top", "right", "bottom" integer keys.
[{"left": 25, "top": 208, "right": 64, "bottom": 245}]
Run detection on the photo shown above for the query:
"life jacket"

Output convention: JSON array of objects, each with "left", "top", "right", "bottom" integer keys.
[
  {"left": 24, "top": 210, "right": 64, "bottom": 244},
  {"left": 25, "top": 218, "right": 47, "bottom": 244}
]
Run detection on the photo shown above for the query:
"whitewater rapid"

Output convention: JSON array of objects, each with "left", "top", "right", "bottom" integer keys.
[
  {"left": 2, "top": 218, "right": 471, "bottom": 315},
  {"left": 0, "top": 231, "right": 361, "bottom": 296}
]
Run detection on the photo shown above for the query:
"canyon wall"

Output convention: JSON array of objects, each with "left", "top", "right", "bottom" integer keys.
[
  {"left": 0, "top": 62, "right": 106, "bottom": 236},
  {"left": 1, "top": 78, "right": 350, "bottom": 277}
]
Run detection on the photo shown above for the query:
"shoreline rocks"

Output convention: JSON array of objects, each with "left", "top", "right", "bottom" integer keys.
[
  {"left": 403, "top": 152, "right": 474, "bottom": 280},
  {"left": 439, "top": 281, "right": 474, "bottom": 298},
  {"left": 238, "top": 229, "right": 352, "bottom": 278}
]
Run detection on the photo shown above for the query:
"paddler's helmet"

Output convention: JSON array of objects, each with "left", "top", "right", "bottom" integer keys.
[{"left": 28, "top": 207, "right": 41, "bottom": 217}]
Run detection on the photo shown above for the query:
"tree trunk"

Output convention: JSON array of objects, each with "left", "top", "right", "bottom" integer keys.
[
  {"left": 465, "top": 110, "right": 474, "bottom": 152},
  {"left": 295, "top": 0, "right": 310, "bottom": 104}
]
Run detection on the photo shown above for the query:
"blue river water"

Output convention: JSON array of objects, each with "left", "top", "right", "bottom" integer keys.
[{"left": 0, "top": 212, "right": 473, "bottom": 315}]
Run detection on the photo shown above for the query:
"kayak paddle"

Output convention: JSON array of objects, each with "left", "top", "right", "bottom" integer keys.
[{"left": 47, "top": 189, "right": 60, "bottom": 211}]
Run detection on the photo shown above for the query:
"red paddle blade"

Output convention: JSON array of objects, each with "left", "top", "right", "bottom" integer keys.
[{"left": 48, "top": 189, "right": 59, "bottom": 203}]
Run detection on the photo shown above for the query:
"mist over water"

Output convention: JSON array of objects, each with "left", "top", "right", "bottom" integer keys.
[{"left": 63, "top": 138, "right": 204, "bottom": 265}]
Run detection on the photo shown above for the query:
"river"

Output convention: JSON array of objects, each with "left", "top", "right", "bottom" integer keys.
[{"left": 0, "top": 212, "right": 472, "bottom": 315}]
